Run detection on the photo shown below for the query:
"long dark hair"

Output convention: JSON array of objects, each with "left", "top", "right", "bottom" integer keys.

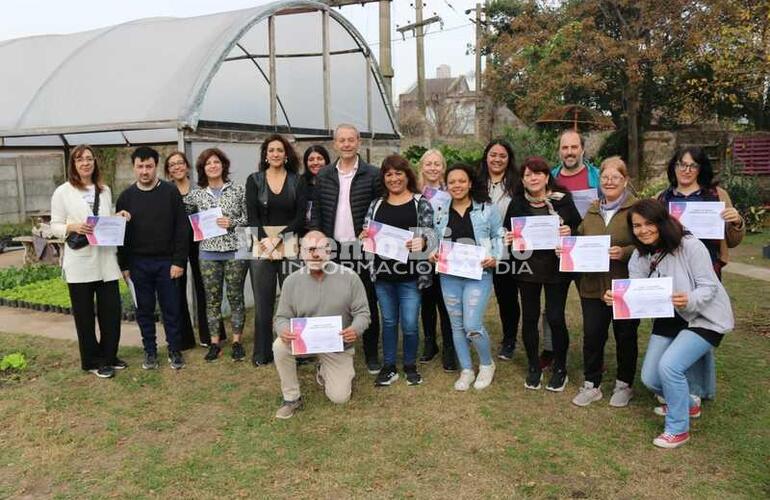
[
  {"left": 478, "top": 139, "right": 518, "bottom": 197},
  {"left": 259, "top": 134, "right": 299, "bottom": 173},
  {"left": 445, "top": 163, "right": 491, "bottom": 204},
  {"left": 667, "top": 146, "right": 716, "bottom": 190},
  {"left": 302, "top": 144, "right": 330, "bottom": 183},
  {"left": 68, "top": 144, "right": 103, "bottom": 190},
  {"left": 195, "top": 148, "right": 231, "bottom": 188},
  {"left": 516, "top": 156, "right": 565, "bottom": 196},
  {"left": 627, "top": 199, "right": 685, "bottom": 256},
  {"left": 380, "top": 154, "right": 419, "bottom": 194}
]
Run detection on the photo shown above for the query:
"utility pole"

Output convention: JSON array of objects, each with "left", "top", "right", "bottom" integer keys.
[
  {"left": 397, "top": 5, "right": 443, "bottom": 118},
  {"left": 467, "top": 3, "right": 486, "bottom": 140}
]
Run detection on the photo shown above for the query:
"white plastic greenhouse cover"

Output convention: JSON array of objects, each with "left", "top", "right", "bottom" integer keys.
[{"left": 0, "top": 0, "right": 398, "bottom": 145}]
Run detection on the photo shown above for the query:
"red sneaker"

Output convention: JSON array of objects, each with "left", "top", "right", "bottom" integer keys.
[
  {"left": 654, "top": 401, "right": 701, "bottom": 418},
  {"left": 653, "top": 432, "right": 690, "bottom": 449}
]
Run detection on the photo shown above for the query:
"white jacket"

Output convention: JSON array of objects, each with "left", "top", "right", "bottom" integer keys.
[{"left": 50, "top": 182, "right": 122, "bottom": 283}]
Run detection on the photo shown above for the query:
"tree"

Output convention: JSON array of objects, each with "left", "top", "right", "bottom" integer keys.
[{"left": 483, "top": 0, "right": 770, "bottom": 179}]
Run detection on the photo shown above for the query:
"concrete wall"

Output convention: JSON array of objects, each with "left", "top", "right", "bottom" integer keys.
[{"left": 0, "top": 151, "right": 64, "bottom": 223}]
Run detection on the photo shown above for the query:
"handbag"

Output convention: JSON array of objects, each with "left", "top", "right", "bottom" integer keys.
[{"left": 66, "top": 186, "right": 100, "bottom": 250}]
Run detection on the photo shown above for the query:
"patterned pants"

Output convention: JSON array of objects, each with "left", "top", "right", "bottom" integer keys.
[{"left": 199, "top": 259, "right": 248, "bottom": 336}]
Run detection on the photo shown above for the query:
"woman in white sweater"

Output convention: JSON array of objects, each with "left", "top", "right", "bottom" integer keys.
[{"left": 50, "top": 145, "right": 131, "bottom": 378}]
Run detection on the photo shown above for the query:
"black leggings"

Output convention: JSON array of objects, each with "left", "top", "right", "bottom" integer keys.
[
  {"left": 518, "top": 280, "right": 570, "bottom": 370},
  {"left": 67, "top": 280, "right": 121, "bottom": 370},
  {"left": 580, "top": 297, "right": 639, "bottom": 386},
  {"left": 493, "top": 271, "right": 520, "bottom": 348}
]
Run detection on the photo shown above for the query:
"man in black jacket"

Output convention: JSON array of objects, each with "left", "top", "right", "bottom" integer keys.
[
  {"left": 117, "top": 146, "right": 189, "bottom": 371},
  {"left": 310, "top": 124, "right": 382, "bottom": 373}
]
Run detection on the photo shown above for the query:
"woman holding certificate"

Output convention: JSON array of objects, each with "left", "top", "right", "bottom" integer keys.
[
  {"left": 604, "top": 199, "right": 734, "bottom": 449},
  {"left": 429, "top": 163, "right": 503, "bottom": 391},
  {"left": 503, "top": 157, "right": 581, "bottom": 392},
  {"left": 657, "top": 147, "right": 744, "bottom": 279},
  {"left": 186, "top": 149, "right": 249, "bottom": 362},
  {"left": 50, "top": 145, "right": 131, "bottom": 379},
  {"left": 363, "top": 154, "right": 434, "bottom": 387},
  {"left": 246, "top": 134, "right": 307, "bottom": 366},
  {"left": 165, "top": 151, "right": 226, "bottom": 349},
  {"left": 416, "top": 149, "right": 456, "bottom": 371},
  {"left": 478, "top": 139, "right": 521, "bottom": 362},
  {"left": 569, "top": 157, "right": 639, "bottom": 408}
]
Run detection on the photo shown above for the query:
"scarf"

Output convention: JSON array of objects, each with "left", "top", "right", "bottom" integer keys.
[
  {"left": 524, "top": 190, "right": 562, "bottom": 223},
  {"left": 599, "top": 189, "right": 628, "bottom": 216}
]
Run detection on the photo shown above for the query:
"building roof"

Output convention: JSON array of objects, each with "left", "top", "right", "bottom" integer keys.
[
  {"left": 401, "top": 76, "right": 470, "bottom": 102},
  {"left": 0, "top": 0, "right": 398, "bottom": 146}
]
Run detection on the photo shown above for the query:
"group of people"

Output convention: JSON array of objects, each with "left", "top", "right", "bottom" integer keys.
[{"left": 50, "top": 124, "right": 743, "bottom": 449}]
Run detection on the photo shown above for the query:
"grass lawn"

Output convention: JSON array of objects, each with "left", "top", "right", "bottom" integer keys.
[
  {"left": 730, "top": 232, "right": 770, "bottom": 268},
  {"left": 0, "top": 274, "right": 768, "bottom": 498}
]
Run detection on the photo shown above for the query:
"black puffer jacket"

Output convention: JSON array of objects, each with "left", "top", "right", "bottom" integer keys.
[{"left": 309, "top": 157, "right": 381, "bottom": 240}]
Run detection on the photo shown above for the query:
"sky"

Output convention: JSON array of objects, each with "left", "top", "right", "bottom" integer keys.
[{"left": 0, "top": 0, "right": 477, "bottom": 101}]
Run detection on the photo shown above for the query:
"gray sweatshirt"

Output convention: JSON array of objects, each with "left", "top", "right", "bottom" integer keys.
[
  {"left": 273, "top": 262, "right": 371, "bottom": 345},
  {"left": 629, "top": 235, "right": 734, "bottom": 334}
]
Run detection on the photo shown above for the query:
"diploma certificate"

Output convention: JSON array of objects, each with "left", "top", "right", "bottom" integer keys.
[
  {"left": 422, "top": 186, "right": 452, "bottom": 213},
  {"left": 510, "top": 215, "right": 560, "bottom": 251},
  {"left": 571, "top": 189, "right": 599, "bottom": 218},
  {"left": 436, "top": 240, "right": 485, "bottom": 280},
  {"left": 291, "top": 316, "right": 344, "bottom": 355},
  {"left": 189, "top": 207, "right": 228, "bottom": 242},
  {"left": 559, "top": 235, "right": 611, "bottom": 272},
  {"left": 668, "top": 201, "right": 725, "bottom": 240},
  {"left": 612, "top": 277, "right": 674, "bottom": 320},
  {"left": 362, "top": 221, "right": 414, "bottom": 264},
  {"left": 85, "top": 216, "right": 126, "bottom": 246}
]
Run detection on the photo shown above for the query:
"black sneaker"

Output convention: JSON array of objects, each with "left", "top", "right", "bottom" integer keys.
[
  {"left": 419, "top": 344, "right": 438, "bottom": 363},
  {"left": 142, "top": 352, "right": 159, "bottom": 370},
  {"left": 110, "top": 358, "right": 128, "bottom": 370},
  {"left": 204, "top": 344, "right": 222, "bottom": 362},
  {"left": 404, "top": 365, "right": 423, "bottom": 386},
  {"left": 366, "top": 357, "right": 381, "bottom": 375},
  {"left": 546, "top": 368, "right": 569, "bottom": 392},
  {"left": 88, "top": 366, "right": 115, "bottom": 379},
  {"left": 374, "top": 365, "right": 399, "bottom": 386},
  {"left": 231, "top": 342, "right": 245, "bottom": 362},
  {"left": 498, "top": 343, "right": 515, "bottom": 361},
  {"left": 168, "top": 350, "right": 185, "bottom": 370},
  {"left": 524, "top": 367, "right": 542, "bottom": 390}
]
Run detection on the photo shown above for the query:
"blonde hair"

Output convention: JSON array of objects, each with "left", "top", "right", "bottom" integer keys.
[
  {"left": 417, "top": 149, "right": 447, "bottom": 190},
  {"left": 600, "top": 156, "right": 629, "bottom": 178}
]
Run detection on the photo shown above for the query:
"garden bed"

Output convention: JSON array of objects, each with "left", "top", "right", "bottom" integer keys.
[{"left": 0, "top": 265, "right": 156, "bottom": 322}]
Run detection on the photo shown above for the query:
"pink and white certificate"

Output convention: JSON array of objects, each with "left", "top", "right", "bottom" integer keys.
[
  {"left": 612, "top": 277, "right": 674, "bottom": 320},
  {"left": 436, "top": 240, "right": 485, "bottom": 280},
  {"left": 85, "top": 216, "right": 126, "bottom": 246},
  {"left": 291, "top": 316, "right": 344, "bottom": 355},
  {"left": 510, "top": 215, "right": 560, "bottom": 251},
  {"left": 559, "top": 235, "right": 610, "bottom": 272},
  {"left": 362, "top": 221, "right": 413, "bottom": 263},
  {"left": 189, "top": 207, "right": 227, "bottom": 242},
  {"left": 668, "top": 201, "right": 725, "bottom": 240}
]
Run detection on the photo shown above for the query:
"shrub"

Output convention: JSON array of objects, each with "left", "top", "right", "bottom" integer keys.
[
  {"left": 500, "top": 126, "right": 559, "bottom": 166},
  {"left": 0, "top": 352, "right": 27, "bottom": 371},
  {"left": 0, "top": 223, "right": 33, "bottom": 240},
  {"left": 0, "top": 265, "right": 61, "bottom": 290}
]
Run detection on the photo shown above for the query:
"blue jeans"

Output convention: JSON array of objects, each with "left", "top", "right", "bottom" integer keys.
[
  {"left": 440, "top": 272, "right": 494, "bottom": 370},
  {"left": 375, "top": 280, "right": 421, "bottom": 366},
  {"left": 129, "top": 256, "right": 183, "bottom": 354},
  {"left": 641, "top": 330, "right": 713, "bottom": 434}
]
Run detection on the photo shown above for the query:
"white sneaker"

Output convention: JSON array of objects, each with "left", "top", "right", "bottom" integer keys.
[
  {"left": 571, "top": 381, "right": 603, "bottom": 407},
  {"left": 473, "top": 363, "right": 496, "bottom": 390},
  {"left": 609, "top": 380, "right": 633, "bottom": 407},
  {"left": 454, "top": 369, "right": 475, "bottom": 391}
]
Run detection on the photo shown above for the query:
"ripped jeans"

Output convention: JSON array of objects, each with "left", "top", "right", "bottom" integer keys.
[{"left": 440, "top": 272, "right": 494, "bottom": 370}]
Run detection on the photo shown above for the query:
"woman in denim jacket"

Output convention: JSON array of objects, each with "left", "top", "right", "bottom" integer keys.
[{"left": 430, "top": 163, "right": 503, "bottom": 392}]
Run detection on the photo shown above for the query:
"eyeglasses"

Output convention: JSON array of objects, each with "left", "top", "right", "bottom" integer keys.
[
  {"left": 600, "top": 175, "right": 624, "bottom": 183},
  {"left": 676, "top": 162, "right": 699, "bottom": 172}
]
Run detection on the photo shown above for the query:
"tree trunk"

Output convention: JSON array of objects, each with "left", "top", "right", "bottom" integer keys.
[{"left": 626, "top": 84, "right": 641, "bottom": 181}]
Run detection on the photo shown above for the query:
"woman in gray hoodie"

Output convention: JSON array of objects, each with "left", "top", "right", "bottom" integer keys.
[{"left": 604, "top": 199, "right": 733, "bottom": 450}]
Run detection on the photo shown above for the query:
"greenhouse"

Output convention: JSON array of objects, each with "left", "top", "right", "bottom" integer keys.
[{"left": 0, "top": 0, "right": 399, "bottom": 175}]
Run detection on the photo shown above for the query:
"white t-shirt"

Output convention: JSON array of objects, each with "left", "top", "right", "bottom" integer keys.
[{"left": 82, "top": 185, "right": 96, "bottom": 210}]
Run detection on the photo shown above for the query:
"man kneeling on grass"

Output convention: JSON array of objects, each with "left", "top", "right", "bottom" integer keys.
[{"left": 273, "top": 230, "right": 371, "bottom": 419}]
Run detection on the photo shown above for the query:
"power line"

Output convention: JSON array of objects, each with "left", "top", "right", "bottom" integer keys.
[{"left": 367, "top": 22, "right": 472, "bottom": 47}]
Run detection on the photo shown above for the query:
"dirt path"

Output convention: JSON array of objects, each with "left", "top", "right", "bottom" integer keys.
[{"left": 724, "top": 261, "right": 770, "bottom": 282}]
